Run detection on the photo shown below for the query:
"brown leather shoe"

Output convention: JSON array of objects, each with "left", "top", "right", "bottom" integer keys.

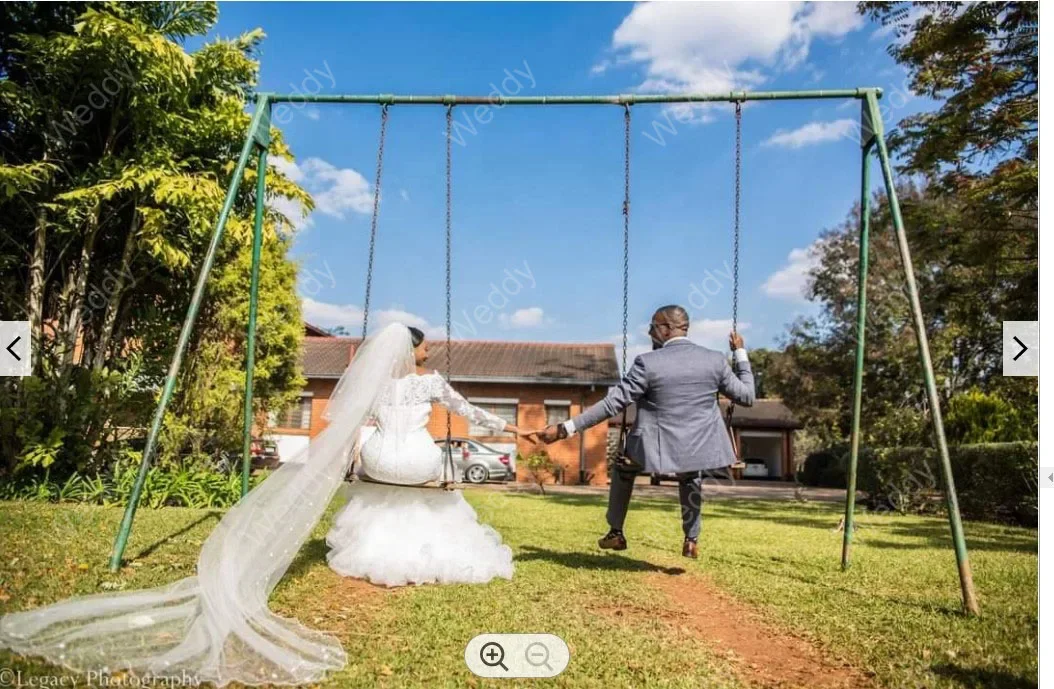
[
  {"left": 598, "top": 530, "right": 627, "bottom": 551},
  {"left": 682, "top": 539, "right": 698, "bottom": 559}
]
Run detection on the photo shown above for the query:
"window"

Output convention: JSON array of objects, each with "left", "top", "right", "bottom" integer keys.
[
  {"left": 272, "top": 396, "right": 312, "bottom": 430},
  {"left": 468, "top": 399, "right": 518, "bottom": 436},
  {"left": 545, "top": 401, "right": 571, "bottom": 426}
]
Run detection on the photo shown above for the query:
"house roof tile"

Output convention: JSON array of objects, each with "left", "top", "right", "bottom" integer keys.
[{"left": 301, "top": 336, "right": 620, "bottom": 385}]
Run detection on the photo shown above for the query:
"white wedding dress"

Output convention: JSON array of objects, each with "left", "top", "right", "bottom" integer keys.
[
  {"left": 326, "top": 371, "right": 514, "bottom": 586},
  {"left": 0, "top": 324, "right": 509, "bottom": 686}
]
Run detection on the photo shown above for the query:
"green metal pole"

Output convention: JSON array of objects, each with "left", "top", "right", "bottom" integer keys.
[
  {"left": 107, "top": 98, "right": 271, "bottom": 572},
  {"left": 841, "top": 129, "right": 875, "bottom": 570},
  {"left": 263, "top": 88, "right": 881, "bottom": 106},
  {"left": 865, "top": 92, "right": 979, "bottom": 615},
  {"left": 241, "top": 145, "right": 268, "bottom": 496}
]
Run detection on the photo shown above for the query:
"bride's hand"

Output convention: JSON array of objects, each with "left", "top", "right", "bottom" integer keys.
[{"left": 505, "top": 425, "right": 533, "bottom": 437}]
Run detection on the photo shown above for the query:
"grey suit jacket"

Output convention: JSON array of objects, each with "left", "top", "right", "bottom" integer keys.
[{"left": 571, "top": 338, "right": 755, "bottom": 474}]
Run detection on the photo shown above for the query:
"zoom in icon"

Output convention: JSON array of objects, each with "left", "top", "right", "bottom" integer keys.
[
  {"left": 465, "top": 634, "right": 569, "bottom": 678},
  {"left": 479, "top": 641, "right": 508, "bottom": 671}
]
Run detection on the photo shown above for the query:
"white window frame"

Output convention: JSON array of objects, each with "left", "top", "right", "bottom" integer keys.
[
  {"left": 544, "top": 399, "right": 572, "bottom": 426},
  {"left": 271, "top": 394, "right": 313, "bottom": 430},
  {"left": 467, "top": 397, "right": 518, "bottom": 436}
]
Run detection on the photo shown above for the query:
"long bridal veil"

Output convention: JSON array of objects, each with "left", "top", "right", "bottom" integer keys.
[{"left": 0, "top": 324, "right": 414, "bottom": 686}]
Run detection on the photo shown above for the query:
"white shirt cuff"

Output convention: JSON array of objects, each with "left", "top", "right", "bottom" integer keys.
[
  {"left": 562, "top": 420, "right": 577, "bottom": 437},
  {"left": 733, "top": 348, "right": 749, "bottom": 364}
]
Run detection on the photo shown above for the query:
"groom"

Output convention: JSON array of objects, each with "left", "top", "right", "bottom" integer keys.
[{"left": 532, "top": 305, "right": 755, "bottom": 558}]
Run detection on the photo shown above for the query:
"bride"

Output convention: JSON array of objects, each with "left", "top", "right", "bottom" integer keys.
[
  {"left": 327, "top": 324, "right": 524, "bottom": 586},
  {"left": 0, "top": 323, "right": 525, "bottom": 686}
]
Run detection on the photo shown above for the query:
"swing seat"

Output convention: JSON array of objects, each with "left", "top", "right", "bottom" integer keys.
[{"left": 353, "top": 474, "right": 462, "bottom": 491}]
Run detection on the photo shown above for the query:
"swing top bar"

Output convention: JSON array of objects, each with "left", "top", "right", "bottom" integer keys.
[{"left": 260, "top": 87, "right": 882, "bottom": 105}]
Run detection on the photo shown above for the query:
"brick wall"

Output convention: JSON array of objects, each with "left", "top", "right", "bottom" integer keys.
[
  {"left": 274, "top": 378, "right": 610, "bottom": 486},
  {"left": 425, "top": 382, "right": 609, "bottom": 485},
  {"left": 268, "top": 377, "right": 338, "bottom": 438}
]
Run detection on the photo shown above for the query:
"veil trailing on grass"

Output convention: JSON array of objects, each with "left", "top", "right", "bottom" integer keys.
[{"left": 0, "top": 324, "right": 415, "bottom": 686}]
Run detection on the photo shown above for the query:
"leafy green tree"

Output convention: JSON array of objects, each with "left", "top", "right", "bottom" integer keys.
[
  {"left": 765, "top": 4, "right": 1037, "bottom": 449},
  {"left": 0, "top": 2, "right": 312, "bottom": 475}
]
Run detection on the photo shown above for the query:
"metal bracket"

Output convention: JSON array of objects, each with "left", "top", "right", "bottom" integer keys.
[
  {"left": 860, "top": 93, "right": 880, "bottom": 149},
  {"left": 252, "top": 95, "right": 272, "bottom": 150}
]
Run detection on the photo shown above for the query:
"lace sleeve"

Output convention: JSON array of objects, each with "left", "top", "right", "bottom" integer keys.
[{"left": 430, "top": 374, "right": 508, "bottom": 432}]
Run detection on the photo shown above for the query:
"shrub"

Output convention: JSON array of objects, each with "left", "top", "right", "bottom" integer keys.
[
  {"left": 521, "top": 450, "right": 557, "bottom": 495},
  {"left": 798, "top": 445, "right": 851, "bottom": 488},
  {"left": 0, "top": 465, "right": 268, "bottom": 509},
  {"left": 860, "top": 442, "right": 1037, "bottom": 527}
]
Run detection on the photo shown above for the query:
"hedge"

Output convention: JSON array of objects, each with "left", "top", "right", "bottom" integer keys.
[{"left": 800, "top": 441, "right": 1038, "bottom": 527}]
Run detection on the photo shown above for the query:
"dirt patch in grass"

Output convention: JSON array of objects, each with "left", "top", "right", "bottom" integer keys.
[
  {"left": 645, "top": 572, "right": 876, "bottom": 689},
  {"left": 272, "top": 564, "right": 400, "bottom": 640}
]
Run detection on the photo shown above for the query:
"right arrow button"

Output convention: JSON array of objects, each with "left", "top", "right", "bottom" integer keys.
[{"left": 1003, "top": 322, "right": 1038, "bottom": 377}]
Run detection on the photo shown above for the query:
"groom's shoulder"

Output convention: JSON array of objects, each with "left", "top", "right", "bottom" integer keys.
[{"left": 656, "top": 341, "right": 724, "bottom": 365}]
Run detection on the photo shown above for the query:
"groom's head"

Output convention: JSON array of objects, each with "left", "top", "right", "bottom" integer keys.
[{"left": 649, "top": 305, "right": 689, "bottom": 348}]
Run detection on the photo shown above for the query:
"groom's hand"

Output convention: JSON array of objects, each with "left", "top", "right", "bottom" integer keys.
[
  {"left": 533, "top": 424, "right": 567, "bottom": 444},
  {"left": 729, "top": 331, "right": 744, "bottom": 351}
]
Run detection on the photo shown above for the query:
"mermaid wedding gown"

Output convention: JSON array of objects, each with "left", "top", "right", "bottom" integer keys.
[
  {"left": 0, "top": 323, "right": 507, "bottom": 686},
  {"left": 326, "top": 371, "right": 514, "bottom": 586}
]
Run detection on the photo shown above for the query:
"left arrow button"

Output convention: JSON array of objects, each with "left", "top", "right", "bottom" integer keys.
[
  {"left": 6, "top": 335, "right": 22, "bottom": 361},
  {"left": 0, "top": 322, "right": 31, "bottom": 377}
]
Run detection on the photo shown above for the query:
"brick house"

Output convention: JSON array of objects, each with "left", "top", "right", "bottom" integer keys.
[{"left": 267, "top": 325, "right": 620, "bottom": 485}]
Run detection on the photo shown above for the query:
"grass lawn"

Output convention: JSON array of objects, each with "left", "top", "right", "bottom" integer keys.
[{"left": 0, "top": 490, "right": 1037, "bottom": 688}]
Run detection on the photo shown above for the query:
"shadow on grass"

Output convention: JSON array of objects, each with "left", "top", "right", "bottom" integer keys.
[
  {"left": 285, "top": 537, "right": 330, "bottom": 580},
  {"left": 527, "top": 492, "right": 682, "bottom": 515},
  {"left": 866, "top": 520, "right": 1038, "bottom": 554},
  {"left": 708, "top": 552, "right": 966, "bottom": 617},
  {"left": 518, "top": 545, "right": 685, "bottom": 576},
  {"left": 931, "top": 662, "right": 1037, "bottom": 689},
  {"left": 709, "top": 501, "right": 1037, "bottom": 554},
  {"left": 130, "top": 511, "right": 221, "bottom": 561}
]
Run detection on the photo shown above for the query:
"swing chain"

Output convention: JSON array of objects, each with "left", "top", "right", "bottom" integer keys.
[
  {"left": 732, "top": 101, "right": 742, "bottom": 334},
  {"left": 443, "top": 105, "right": 455, "bottom": 488},
  {"left": 621, "top": 104, "right": 631, "bottom": 374},
  {"left": 362, "top": 104, "right": 390, "bottom": 339},
  {"left": 726, "top": 101, "right": 743, "bottom": 461}
]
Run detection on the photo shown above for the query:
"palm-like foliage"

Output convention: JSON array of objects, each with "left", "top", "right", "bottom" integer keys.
[{"left": 0, "top": 2, "right": 311, "bottom": 476}]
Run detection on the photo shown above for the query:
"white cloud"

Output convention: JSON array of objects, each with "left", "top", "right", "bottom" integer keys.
[
  {"left": 269, "top": 194, "right": 312, "bottom": 231},
  {"left": 690, "top": 319, "right": 752, "bottom": 351},
  {"left": 499, "top": 307, "right": 545, "bottom": 329},
  {"left": 298, "top": 158, "right": 373, "bottom": 219},
  {"left": 400, "top": 189, "right": 410, "bottom": 202},
  {"left": 301, "top": 297, "right": 362, "bottom": 329},
  {"left": 301, "top": 298, "right": 445, "bottom": 338},
  {"left": 269, "top": 155, "right": 304, "bottom": 183},
  {"left": 598, "top": 2, "right": 864, "bottom": 121},
  {"left": 762, "top": 118, "right": 857, "bottom": 148},
  {"left": 762, "top": 242, "right": 821, "bottom": 302},
  {"left": 267, "top": 155, "right": 374, "bottom": 230},
  {"left": 304, "top": 108, "right": 321, "bottom": 121}
]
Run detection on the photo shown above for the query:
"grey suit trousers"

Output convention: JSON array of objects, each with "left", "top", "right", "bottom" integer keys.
[{"left": 606, "top": 467, "right": 704, "bottom": 540}]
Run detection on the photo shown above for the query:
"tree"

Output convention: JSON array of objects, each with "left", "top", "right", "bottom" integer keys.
[
  {"left": 0, "top": 3, "right": 312, "bottom": 474},
  {"left": 863, "top": 2, "right": 1037, "bottom": 329},
  {"left": 765, "top": 4, "right": 1038, "bottom": 449}
]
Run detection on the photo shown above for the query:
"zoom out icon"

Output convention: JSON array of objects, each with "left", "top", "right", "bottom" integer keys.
[{"left": 465, "top": 634, "right": 569, "bottom": 678}]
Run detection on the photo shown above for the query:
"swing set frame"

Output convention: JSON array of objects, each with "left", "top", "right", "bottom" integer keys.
[{"left": 106, "top": 86, "right": 980, "bottom": 616}]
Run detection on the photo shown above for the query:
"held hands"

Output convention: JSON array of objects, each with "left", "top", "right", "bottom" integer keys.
[
  {"left": 729, "top": 331, "right": 745, "bottom": 351},
  {"left": 525, "top": 424, "right": 567, "bottom": 444}
]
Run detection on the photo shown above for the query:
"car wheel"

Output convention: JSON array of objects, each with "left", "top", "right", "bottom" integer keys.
[{"left": 464, "top": 464, "right": 488, "bottom": 484}]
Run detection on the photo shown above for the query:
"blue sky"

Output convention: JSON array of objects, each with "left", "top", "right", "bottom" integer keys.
[{"left": 206, "top": 2, "right": 929, "bottom": 362}]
